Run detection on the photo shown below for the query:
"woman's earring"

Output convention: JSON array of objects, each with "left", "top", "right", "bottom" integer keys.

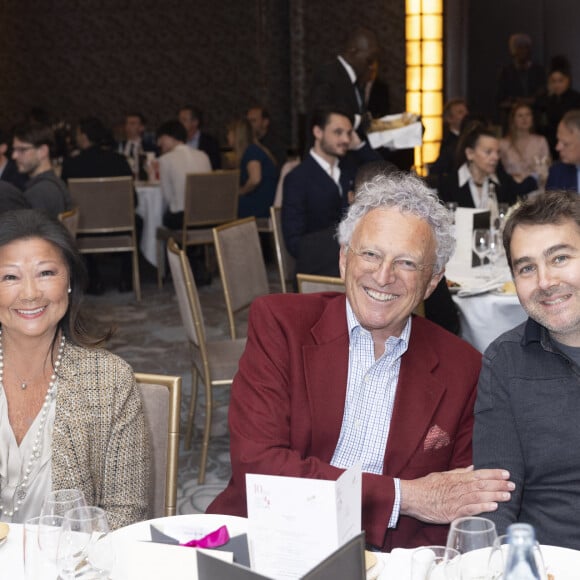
[{"left": 68, "top": 287, "right": 72, "bottom": 294}]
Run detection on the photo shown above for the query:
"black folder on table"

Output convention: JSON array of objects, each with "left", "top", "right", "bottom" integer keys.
[{"left": 197, "top": 532, "right": 366, "bottom": 580}]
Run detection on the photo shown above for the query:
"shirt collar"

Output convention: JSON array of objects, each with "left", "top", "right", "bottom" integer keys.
[
  {"left": 309, "top": 148, "right": 338, "bottom": 175},
  {"left": 345, "top": 298, "right": 412, "bottom": 347},
  {"left": 457, "top": 163, "right": 499, "bottom": 187},
  {"left": 337, "top": 55, "right": 357, "bottom": 84}
]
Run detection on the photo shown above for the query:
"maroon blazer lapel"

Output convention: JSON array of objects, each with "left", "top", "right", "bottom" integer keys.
[
  {"left": 384, "top": 319, "right": 446, "bottom": 476},
  {"left": 302, "top": 295, "right": 350, "bottom": 461}
]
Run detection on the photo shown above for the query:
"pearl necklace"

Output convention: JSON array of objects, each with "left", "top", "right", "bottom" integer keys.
[{"left": 0, "top": 331, "right": 65, "bottom": 518}]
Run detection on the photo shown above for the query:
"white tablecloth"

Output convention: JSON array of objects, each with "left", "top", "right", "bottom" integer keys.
[
  {"left": 3, "top": 516, "right": 580, "bottom": 579},
  {"left": 447, "top": 264, "right": 527, "bottom": 353},
  {"left": 135, "top": 182, "right": 165, "bottom": 267},
  {"left": 0, "top": 514, "right": 248, "bottom": 579}
]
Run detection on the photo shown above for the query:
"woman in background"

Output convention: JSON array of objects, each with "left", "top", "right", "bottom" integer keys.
[
  {"left": 499, "top": 101, "right": 550, "bottom": 183},
  {"left": 227, "top": 118, "right": 278, "bottom": 218},
  {"left": 439, "top": 122, "right": 537, "bottom": 217}
]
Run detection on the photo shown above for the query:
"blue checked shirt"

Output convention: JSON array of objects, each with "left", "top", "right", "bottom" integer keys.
[{"left": 330, "top": 300, "right": 411, "bottom": 528}]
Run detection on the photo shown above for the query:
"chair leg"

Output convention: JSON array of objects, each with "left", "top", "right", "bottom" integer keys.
[
  {"left": 132, "top": 249, "right": 141, "bottom": 302},
  {"left": 184, "top": 366, "right": 199, "bottom": 451},
  {"left": 198, "top": 378, "right": 213, "bottom": 485},
  {"left": 156, "top": 239, "right": 165, "bottom": 289}
]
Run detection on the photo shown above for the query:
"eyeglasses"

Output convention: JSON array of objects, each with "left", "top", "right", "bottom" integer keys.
[
  {"left": 12, "top": 146, "right": 36, "bottom": 154},
  {"left": 348, "top": 246, "right": 435, "bottom": 274}
]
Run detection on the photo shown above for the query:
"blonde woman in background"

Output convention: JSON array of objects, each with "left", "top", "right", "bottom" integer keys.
[
  {"left": 226, "top": 118, "right": 278, "bottom": 218},
  {"left": 499, "top": 101, "right": 550, "bottom": 184}
]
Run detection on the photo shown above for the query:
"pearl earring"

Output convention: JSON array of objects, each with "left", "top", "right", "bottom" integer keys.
[{"left": 68, "top": 287, "right": 71, "bottom": 294}]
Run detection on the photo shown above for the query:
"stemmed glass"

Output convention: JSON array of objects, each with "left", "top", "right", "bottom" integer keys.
[
  {"left": 446, "top": 516, "right": 497, "bottom": 580},
  {"left": 487, "top": 229, "right": 503, "bottom": 278},
  {"left": 57, "top": 506, "right": 114, "bottom": 579},
  {"left": 473, "top": 229, "right": 491, "bottom": 271},
  {"left": 41, "top": 488, "right": 87, "bottom": 518}
]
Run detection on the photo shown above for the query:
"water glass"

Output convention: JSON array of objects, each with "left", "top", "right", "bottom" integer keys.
[
  {"left": 24, "top": 516, "right": 61, "bottom": 579},
  {"left": 411, "top": 546, "right": 461, "bottom": 579},
  {"left": 57, "top": 506, "right": 114, "bottom": 579},
  {"left": 41, "top": 488, "right": 87, "bottom": 518},
  {"left": 487, "top": 229, "right": 503, "bottom": 277},
  {"left": 446, "top": 516, "right": 497, "bottom": 580}
]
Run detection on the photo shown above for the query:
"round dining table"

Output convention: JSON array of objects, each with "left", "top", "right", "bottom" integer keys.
[
  {"left": 446, "top": 262, "right": 527, "bottom": 353},
  {"left": 3, "top": 513, "right": 580, "bottom": 579}
]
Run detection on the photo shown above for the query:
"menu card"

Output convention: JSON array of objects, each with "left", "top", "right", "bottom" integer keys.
[
  {"left": 246, "top": 464, "right": 362, "bottom": 579},
  {"left": 447, "top": 207, "right": 490, "bottom": 271}
]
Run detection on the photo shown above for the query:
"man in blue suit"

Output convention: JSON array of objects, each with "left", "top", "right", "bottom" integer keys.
[
  {"left": 546, "top": 110, "right": 580, "bottom": 191},
  {"left": 282, "top": 108, "right": 378, "bottom": 277}
]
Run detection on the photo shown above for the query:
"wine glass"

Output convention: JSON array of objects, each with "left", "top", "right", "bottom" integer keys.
[
  {"left": 411, "top": 546, "right": 461, "bottom": 579},
  {"left": 57, "top": 506, "right": 114, "bottom": 579},
  {"left": 41, "top": 489, "right": 87, "bottom": 518},
  {"left": 473, "top": 229, "right": 491, "bottom": 270},
  {"left": 446, "top": 516, "right": 497, "bottom": 580}
]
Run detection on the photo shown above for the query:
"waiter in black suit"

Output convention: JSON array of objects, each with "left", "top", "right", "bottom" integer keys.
[{"left": 310, "top": 27, "right": 379, "bottom": 144}]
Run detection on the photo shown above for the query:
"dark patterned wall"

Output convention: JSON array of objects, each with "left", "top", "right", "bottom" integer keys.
[{"left": 0, "top": 1, "right": 405, "bottom": 151}]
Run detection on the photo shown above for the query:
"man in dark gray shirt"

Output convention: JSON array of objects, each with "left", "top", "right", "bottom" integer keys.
[
  {"left": 474, "top": 189, "right": 580, "bottom": 549},
  {"left": 12, "top": 123, "right": 71, "bottom": 218}
]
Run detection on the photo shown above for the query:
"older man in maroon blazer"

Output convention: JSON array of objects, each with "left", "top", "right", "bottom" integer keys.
[{"left": 207, "top": 172, "right": 513, "bottom": 551}]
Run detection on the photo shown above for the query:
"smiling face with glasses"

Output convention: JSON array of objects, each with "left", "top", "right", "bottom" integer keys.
[{"left": 339, "top": 207, "right": 443, "bottom": 348}]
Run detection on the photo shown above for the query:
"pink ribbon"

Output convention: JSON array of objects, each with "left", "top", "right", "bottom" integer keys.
[{"left": 180, "top": 525, "right": 230, "bottom": 548}]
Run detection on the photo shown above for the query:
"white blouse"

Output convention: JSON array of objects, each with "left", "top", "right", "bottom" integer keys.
[{"left": 0, "top": 386, "right": 55, "bottom": 523}]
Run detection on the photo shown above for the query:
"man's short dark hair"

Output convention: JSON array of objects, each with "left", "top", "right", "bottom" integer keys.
[
  {"left": 78, "top": 117, "right": 110, "bottom": 147},
  {"left": 13, "top": 123, "right": 55, "bottom": 154},
  {"left": 157, "top": 120, "right": 187, "bottom": 143},
  {"left": 126, "top": 112, "right": 146, "bottom": 125},
  {"left": 503, "top": 189, "right": 580, "bottom": 269},
  {"left": 179, "top": 104, "right": 203, "bottom": 126},
  {"left": 310, "top": 108, "right": 354, "bottom": 132}
]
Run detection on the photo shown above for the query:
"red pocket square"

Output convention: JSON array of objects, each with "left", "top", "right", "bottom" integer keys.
[{"left": 424, "top": 424, "right": 450, "bottom": 451}]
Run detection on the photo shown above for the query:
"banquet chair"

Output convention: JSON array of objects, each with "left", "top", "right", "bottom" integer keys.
[
  {"left": 270, "top": 206, "right": 295, "bottom": 293},
  {"left": 167, "top": 238, "right": 246, "bottom": 484},
  {"left": 57, "top": 206, "right": 80, "bottom": 239},
  {"left": 68, "top": 176, "right": 141, "bottom": 301},
  {"left": 156, "top": 170, "right": 239, "bottom": 288},
  {"left": 135, "top": 372, "right": 181, "bottom": 518},
  {"left": 254, "top": 159, "right": 300, "bottom": 267},
  {"left": 213, "top": 217, "right": 270, "bottom": 340},
  {"left": 296, "top": 273, "right": 345, "bottom": 294}
]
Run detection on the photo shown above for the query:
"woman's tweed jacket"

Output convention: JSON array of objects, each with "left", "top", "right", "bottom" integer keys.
[{"left": 51, "top": 342, "right": 150, "bottom": 530}]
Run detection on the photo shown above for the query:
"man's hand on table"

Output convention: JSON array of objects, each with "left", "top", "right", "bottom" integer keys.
[{"left": 399, "top": 465, "right": 514, "bottom": 524}]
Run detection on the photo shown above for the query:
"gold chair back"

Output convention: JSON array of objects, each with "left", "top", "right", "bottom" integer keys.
[
  {"left": 270, "top": 206, "right": 295, "bottom": 293},
  {"left": 57, "top": 206, "right": 80, "bottom": 238},
  {"left": 156, "top": 170, "right": 239, "bottom": 287},
  {"left": 167, "top": 238, "right": 246, "bottom": 483},
  {"left": 213, "top": 217, "right": 270, "bottom": 339},
  {"left": 296, "top": 273, "right": 345, "bottom": 294},
  {"left": 68, "top": 176, "right": 141, "bottom": 300},
  {"left": 135, "top": 372, "right": 181, "bottom": 518}
]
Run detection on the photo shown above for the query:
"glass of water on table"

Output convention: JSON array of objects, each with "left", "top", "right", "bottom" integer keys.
[{"left": 446, "top": 516, "right": 497, "bottom": 579}]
